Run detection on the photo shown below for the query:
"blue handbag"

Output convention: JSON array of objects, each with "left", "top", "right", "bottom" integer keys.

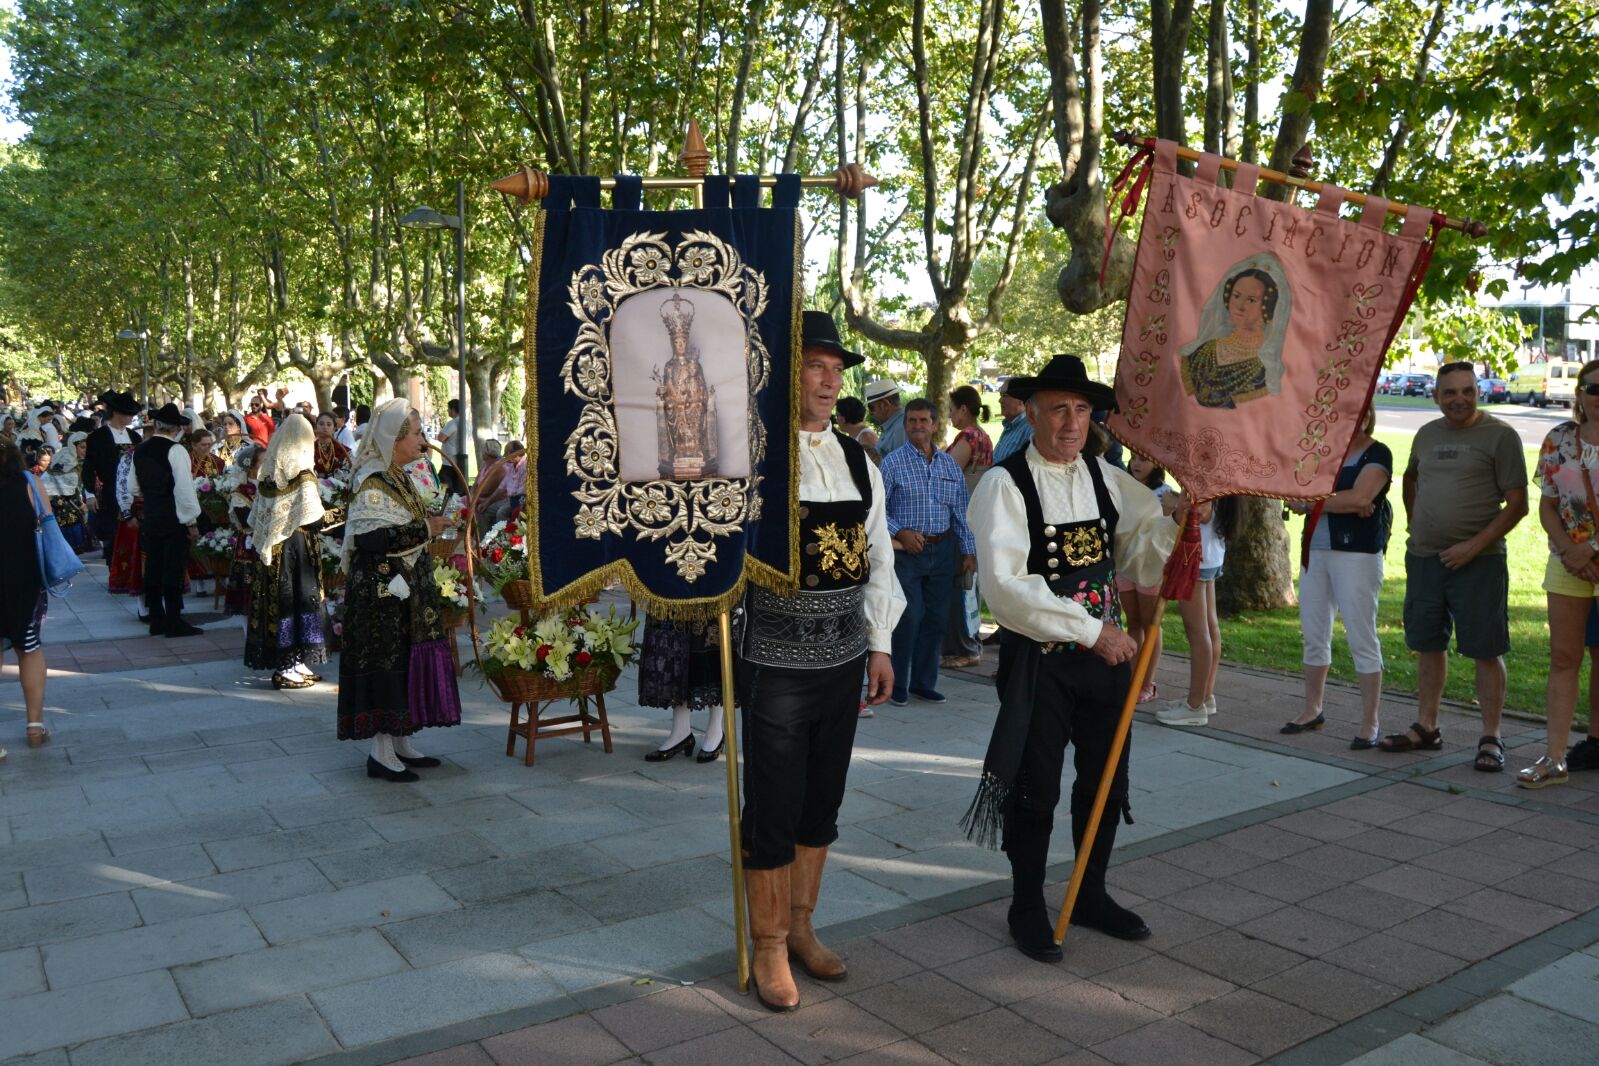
[{"left": 27, "top": 475, "right": 85, "bottom": 595}]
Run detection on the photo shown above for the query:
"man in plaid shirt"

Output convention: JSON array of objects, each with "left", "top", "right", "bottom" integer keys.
[{"left": 879, "top": 397, "right": 977, "bottom": 705}]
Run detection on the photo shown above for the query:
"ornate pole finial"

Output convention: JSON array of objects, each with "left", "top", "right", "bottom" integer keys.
[
  {"left": 490, "top": 165, "right": 548, "bottom": 205},
  {"left": 680, "top": 119, "right": 712, "bottom": 178}
]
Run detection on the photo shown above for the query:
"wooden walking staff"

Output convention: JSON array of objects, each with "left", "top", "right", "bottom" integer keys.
[
  {"left": 1052, "top": 515, "right": 1199, "bottom": 945},
  {"left": 492, "top": 120, "right": 877, "bottom": 994}
]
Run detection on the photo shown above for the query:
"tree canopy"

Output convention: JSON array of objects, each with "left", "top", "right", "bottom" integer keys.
[{"left": 0, "top": 0, "right": 1595, "bottom": 419}]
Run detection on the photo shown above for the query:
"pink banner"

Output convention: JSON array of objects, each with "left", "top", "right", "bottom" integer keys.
[{"left": 1107, "top": 140, "right": 1437, "bottom": 502}]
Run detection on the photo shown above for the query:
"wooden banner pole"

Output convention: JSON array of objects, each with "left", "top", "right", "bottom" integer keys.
[
  {"left": 1108, "top": 129, "right": 1488, "bottom": 238},
  {"left": 1053, "top": 598, "right": 1167, "bottom": 944}
]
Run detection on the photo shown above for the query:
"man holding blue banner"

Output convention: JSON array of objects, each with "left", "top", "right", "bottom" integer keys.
[{"left": 737, "top": 311, "right": 904, "bottom": 1012}]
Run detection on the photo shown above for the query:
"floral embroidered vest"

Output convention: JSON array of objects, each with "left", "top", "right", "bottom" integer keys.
[{"left": 998, "top": 450, "right": 1122, "bottom": 648}]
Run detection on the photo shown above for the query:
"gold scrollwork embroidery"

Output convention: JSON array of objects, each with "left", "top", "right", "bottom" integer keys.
[
  {"left": 1061, "top": 526, "right": 1105, "bottom": 568},
  {"left": 560, "top": 230, "right": 772, "bottom": 580},
  {"left": 813, "top": 522, "right": 868, "bottom": 582}
]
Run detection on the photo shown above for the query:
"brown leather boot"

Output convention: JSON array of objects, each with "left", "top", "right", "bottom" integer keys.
[
  {"left": 787, "top": 845, "right": 847, "bottom": 980},
  {"left": 745, "top": 865, "right": 800, "bottom": 1011}
]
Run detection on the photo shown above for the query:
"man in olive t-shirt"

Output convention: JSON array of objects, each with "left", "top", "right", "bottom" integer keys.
[{"left": 1383, "top": 363, "right": 1528, "bottom": 770}]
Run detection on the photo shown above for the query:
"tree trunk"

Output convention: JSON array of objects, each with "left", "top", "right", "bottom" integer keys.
[
  {"left": 1216, "top": 0, "right": 1338, "bottom": 615},
  {"left": 1216, "top": 498, "right": 1296, "bottom": 614},
  {"left": 466, "top": 356, "right": 498, "bottom": 463}
]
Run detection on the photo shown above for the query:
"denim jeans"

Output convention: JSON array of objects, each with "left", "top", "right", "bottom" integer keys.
[{"left": 891, "top": 537, "right": 956, "bottom": 698}]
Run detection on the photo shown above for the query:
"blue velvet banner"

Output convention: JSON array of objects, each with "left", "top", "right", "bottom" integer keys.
[{"left": 522, "top": 174, "right": 802, "bottom": 618}]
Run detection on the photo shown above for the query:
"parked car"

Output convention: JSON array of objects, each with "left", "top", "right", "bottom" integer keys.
[
  {"left": 1399, "top": 373, "right": 1434, "bottom": 397},
  {"left": 1375, "top": 373, "right": 1399, "bottom": 395},
  {"left": 1477, "top": 377, "right": 1510, "bottom": 403}
]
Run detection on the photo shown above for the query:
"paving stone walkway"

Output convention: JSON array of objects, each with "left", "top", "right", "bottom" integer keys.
[{"left": 2, "top": 562, "right": 1596, "bottom": 1065}]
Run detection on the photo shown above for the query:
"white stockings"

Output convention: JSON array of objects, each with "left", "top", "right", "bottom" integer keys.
[{"left": 371, "top": 732, "right": 406, "bottom": 772}]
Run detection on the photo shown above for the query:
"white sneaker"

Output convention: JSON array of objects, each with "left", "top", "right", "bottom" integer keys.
[
  {"left": 1154, "top": 699, "right": 1208, "bottom": 726},
  {"left": 1204, "top": 694, "right": 1217, "bottom": 716}
]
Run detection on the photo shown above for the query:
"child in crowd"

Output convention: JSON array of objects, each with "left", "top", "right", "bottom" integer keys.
[
  {"left": 1119, "top": 456, "right": 1175, "bottom": 703},
  {"left": 1155, "top": 497, "right": 1243, "bottom": 726}
]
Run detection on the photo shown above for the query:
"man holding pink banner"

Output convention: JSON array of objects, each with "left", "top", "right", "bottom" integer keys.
[{"left": 963, "top": 355, "right": 1180, "bottom": 961}]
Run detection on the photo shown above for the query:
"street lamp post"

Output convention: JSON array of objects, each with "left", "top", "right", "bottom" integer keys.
[
  {"left": 115, "top": 328, "right": 150, "bottom": 409},
  {"left": 399, "top": 181, "right": 469, "bottom": 476}
]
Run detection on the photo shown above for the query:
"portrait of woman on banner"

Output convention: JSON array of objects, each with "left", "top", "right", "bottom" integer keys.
[{"left": 1179, "top": 253, "right": 1293, "bottom": 410}]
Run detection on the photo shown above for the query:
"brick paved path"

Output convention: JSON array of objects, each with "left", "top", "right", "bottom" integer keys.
[{"left": 2, "top": 562, "right": 1596, "bottom": 1065}]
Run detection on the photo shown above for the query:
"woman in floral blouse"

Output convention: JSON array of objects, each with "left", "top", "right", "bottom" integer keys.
[{"left": 1525, "top": 358, "right": 1599, "bottom": 789}]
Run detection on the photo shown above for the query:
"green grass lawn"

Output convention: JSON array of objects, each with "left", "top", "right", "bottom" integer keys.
[{"left": 1157, "top": 430, "right": 1568, "bottom": 722}]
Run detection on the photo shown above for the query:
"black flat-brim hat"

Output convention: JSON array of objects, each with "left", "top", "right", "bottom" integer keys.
[
  {"left": 105, "top": 391, "right": 144, "bottom": 416},
  {"left": 801, "top": 310, "right": 864, "bottom": 369},
  {"left": 1005, "top": 354, "right": 1118, "bottom": 412},
  {"left": 149, "top": 402, "right": 187, "bottom": 427}
]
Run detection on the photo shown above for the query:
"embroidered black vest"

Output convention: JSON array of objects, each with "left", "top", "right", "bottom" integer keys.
[
  {"left": 743, "top": 432, "right": 874, "bottom": 669},
  {"left": 999, "top": 450, "right": 1122, "bottom": 648}
]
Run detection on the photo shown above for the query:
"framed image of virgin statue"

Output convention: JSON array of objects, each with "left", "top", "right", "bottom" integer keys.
[
  {"left": 612, "top": 288, "right": 753, "bottom": 483},
  {"left": 1178, "top": 252, "right": 1294, "bottom": 410}
]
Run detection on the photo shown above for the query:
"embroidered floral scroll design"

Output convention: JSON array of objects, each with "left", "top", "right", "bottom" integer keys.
[
  {"left": 1149, "top": 426, "right": 1278, "bottom": 499},
  {"left": 562, "top": 229, "right": 771, "bottom": 581},
  {"left": 1294, "top": 282, "right": 1384, "bottom": 487}
]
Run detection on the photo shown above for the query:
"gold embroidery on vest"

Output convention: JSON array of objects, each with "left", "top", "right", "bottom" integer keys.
[
  {"left": 1062, "top": 526, "right": 1105, "bottom": 567},
  {"left": 813, "top": 521, "right": 869, "bottom": 581}
]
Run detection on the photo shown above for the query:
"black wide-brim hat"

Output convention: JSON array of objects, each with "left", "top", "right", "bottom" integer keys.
[
  {"left": 801, "top": 310, "right": 864, "bottom": 369},
  {"left": 1005, "top": 354, "right": 1118, "bottom": 412},
  {"left": 149, "top": 402, "right": 187, "bottom": 427},
  {"left": 105, "top": 390, "right": 144, "bottom": 416}
]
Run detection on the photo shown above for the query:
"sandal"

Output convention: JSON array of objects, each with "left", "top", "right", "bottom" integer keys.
[
  {"left": 1517, "top": 756, "right": 1568, "bottom": 790},
  {"left": 1473, "top": 735, "right": 1505, "bottom": 773},
  {"left": 25, "top": 724, "right": 49, "bottom": 749},
  {"left": 1137, "top": 682, "right": 1159, "bottom": 705},
  {"left": 1377, "top": 722, "right": 1442, "bottom": 753}
]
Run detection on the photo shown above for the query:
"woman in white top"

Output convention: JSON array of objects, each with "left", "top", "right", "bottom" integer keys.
[{"left": 1155, "top": 498, "right": 1243, "bottom": 726}]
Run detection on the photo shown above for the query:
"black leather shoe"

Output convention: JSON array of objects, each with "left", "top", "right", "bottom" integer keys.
[
  {"left": 366, "top": 756, "right": 419, "bottom": 782},
  {"left": 644, "top": 735, "right": 696, "bottom": 762},
  {"left": 164, "top": 620, "right": 205, "bottom": 638},
  {"left": 695, "top": 740, "right": 724, "bottom": 764},
  {"left": 1279, "top": 713, "right": 1325, "bottom": 735},
  {"left": 1008, "top": 900, "right": 1064, "bottom": 963},
  {"left": 146, "top": 617, "right": 164, "bottom": 635},
  {"left": 398, "top": 755, "right": 442, "bottom": 768},
  {"left": 1072, "top": 893, "right": 1152, "bottom": 941}
]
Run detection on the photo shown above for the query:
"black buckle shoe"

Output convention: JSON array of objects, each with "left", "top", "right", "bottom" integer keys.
[
  {"left": 398, "top": 755, "right": 442, "bottom": 768},
  {"left": 695, "top": 739, "right": 724, "bottom": 763}
]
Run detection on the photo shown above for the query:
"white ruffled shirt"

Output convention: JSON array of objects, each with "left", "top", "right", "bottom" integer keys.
[
  {"left": 969, "top": 444, "right": 1177, "bottom": 648},
  {"left": 797, "top": 429, "right": 906, "bottom": 654}
]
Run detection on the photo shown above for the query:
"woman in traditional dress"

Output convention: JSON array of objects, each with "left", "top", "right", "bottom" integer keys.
[
  {"left": 312, "top": 412, "right": 351, "bottom": 477},
  {"left": 637, "top": 616, "right": 731, "bottom": 763},
  {"left": 43, "top": 432, "right": 90, "bottom": 553},
  {"left": 224, "top": 443, "right": 262, "bottom": 617},
  {"left": 186, "top": 428, "right": 228, "bottom": 593},
  {"left": 216, "top": 410, "right": 248, "bottom": 467},
  {"left": 337, "top": 398, "right": 461, "bottom": 782},
  {"left": 244, "top": 415, "right": 330, "bottom": 689},
  {"left": 109, "top": 428, "right": 145, "bottom": 596},
  {"left": 1179, "top": 255, "right": 1293, "bottom": 410}
]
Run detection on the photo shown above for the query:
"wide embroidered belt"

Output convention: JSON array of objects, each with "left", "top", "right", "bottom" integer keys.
[{"left": 743, "top": 584, "right": 867, "bottom": 669}]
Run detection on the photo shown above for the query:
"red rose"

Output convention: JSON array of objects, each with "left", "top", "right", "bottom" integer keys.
[
  {"left": 536, "top": 644, "right": 551, "bottom": 661},
  {"left": 575, "top": 651, "right": 592, "bottom": 667},
  {"left": 509, "top": 535, "right": 523, "bottom": 547},
  {"left": 490, "top": 547, "right": 504, "bottom": 563},
  {"left": 514, "top": 626, "right": 525, "bottom": 637}
]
